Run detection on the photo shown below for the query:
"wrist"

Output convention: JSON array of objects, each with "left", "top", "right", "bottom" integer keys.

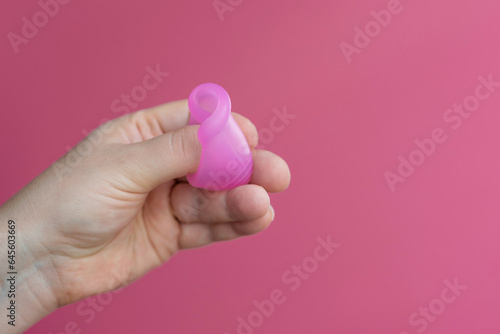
[{"left": 0, "top": 195, "right": 60, "bottom": 333}]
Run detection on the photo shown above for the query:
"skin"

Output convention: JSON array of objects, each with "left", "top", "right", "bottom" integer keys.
[{"left": 0, "top": 100, "right": 290, "bottom": 333}]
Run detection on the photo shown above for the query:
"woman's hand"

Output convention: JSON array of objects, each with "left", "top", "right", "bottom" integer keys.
[{"left": 0, "top": 100, "right": 290, "bottom": 333}]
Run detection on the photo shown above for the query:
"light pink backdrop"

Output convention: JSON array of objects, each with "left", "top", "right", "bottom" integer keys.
[{"left": 2, "top": 0, "right": 500, "bottom": 333}]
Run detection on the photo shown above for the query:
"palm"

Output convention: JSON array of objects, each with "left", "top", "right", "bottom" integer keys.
[{"left": 51, "top": 181, "right": 178, "bottom": 305}]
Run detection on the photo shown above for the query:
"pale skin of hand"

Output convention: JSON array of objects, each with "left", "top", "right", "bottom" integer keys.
[{"left": 0, "top": 100, "right": 290, "bottom": 333}]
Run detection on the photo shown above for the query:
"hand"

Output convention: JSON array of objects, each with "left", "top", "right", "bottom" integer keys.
[{"left": 0, "top": 100, "right": 290, "bottom": 332}]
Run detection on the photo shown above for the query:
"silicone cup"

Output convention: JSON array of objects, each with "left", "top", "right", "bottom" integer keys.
[{"left": 186, "top": 83, "right": 253, "bottom": 190}]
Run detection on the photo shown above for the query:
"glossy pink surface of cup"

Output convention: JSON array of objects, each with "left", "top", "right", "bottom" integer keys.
[{"left": 187, "top": 83, "right": 253, "bottom": 190}]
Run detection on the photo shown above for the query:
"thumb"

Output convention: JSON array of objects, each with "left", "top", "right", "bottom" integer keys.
[{"left": 121, "top": 125, "right": 202, "bottom": 191}]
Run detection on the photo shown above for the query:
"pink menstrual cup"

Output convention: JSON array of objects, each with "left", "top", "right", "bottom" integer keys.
[{"left": 186, "top": 83, "right": 253, "bottom": 190}]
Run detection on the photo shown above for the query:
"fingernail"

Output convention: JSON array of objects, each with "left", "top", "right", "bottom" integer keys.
[{"left": 270, "top": 205, "right": 275, "bottom": 222}]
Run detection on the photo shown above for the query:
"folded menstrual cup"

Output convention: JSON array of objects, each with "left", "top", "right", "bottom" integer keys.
[{"left": 186, "top": 83, "right": 253, "bottom": 190}]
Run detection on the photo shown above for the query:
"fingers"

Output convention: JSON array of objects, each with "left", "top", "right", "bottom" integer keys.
[
  {"left": 121, "top": 125, "right": 202, "bottom": 191},
  {"left": 118, "top": 127, "right": 288, "bottom": 196},
  {"left": 251, "top": 150, "right": 291, "bottom": 192},
  {"left": 126, "top": 100, "right": 192, "bottom": 134},
  {"left": 168, "top": 148, "right": 290, "bottom": 198},
  {"left": 105, "top": 100, "right": 259, "bottom": 147},
  {"left": 174, "top": 145, "right": 290, "bottom": 192},
  {"left": 97, "top": 100, "right": 191, "bottom": 144},
  {"left": 142, "top": 99, "right": 191, "bottom": 131},
  {"left": 177, "top": 207, "right": 274, "bottom": 249},
  {"left": 134, "top": 100, "right": 258, "bottom": 147},
  {"left": 171, "top": 183, "right": 270, "bottom": 224},
  {"left": 112, "top": 99, "right": 285, "bottom": 196},
  {"left": 135, "top": 104, "right": 258, "bottom": 148}
]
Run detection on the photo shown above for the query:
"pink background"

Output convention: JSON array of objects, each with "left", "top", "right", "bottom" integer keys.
[{"left": 2, "top": 0, "right": 500, "bottom": 333}]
